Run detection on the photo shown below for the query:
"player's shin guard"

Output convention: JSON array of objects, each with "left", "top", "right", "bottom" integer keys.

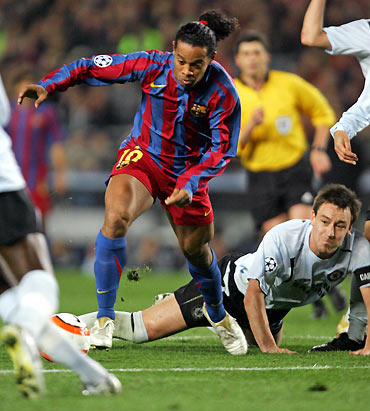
[
  {"left": 94, "top": 231, "right": 126, "bottom": 320},
  {"left": 186, "top": 249, "right": 226, "bottom": 323}
]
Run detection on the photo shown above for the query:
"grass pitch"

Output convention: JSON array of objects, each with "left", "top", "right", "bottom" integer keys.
[{"left": 0, "top": 270, "right": 369, "bottom": 411}]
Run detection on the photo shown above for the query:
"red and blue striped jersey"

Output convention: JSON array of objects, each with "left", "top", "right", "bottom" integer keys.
[
  {"left": 7, "top": 102, "right": 65, "bottom": 191},
  {"left": 38, "top": 50, "right": 241, "bottom": 198}
]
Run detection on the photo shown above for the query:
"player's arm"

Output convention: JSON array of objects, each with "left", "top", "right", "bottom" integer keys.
[
  {"left": 351, "top": 286, "right": 370, "bottom": 356},
  {"left": 174, "top": 88, "right": 241, "bottom": 201},
  {"left": 238, "top": 107, "right": 264, "bottom": 149},
  {"left": 310, "top": 124, "right": 332, "bottom": 178},
  {"left": 364, "top": 219, "right": 370, "bottom": 243},
  {"left": 301, "top": 0, "right": 331, "bottom": 49},
  {"left": 244, "top": 279, "right": 296, "bottom": 354}
]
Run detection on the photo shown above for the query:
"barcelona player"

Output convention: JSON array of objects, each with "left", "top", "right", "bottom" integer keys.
[{"left": 18, "top": 10, "right": 247, "bottom": 355}]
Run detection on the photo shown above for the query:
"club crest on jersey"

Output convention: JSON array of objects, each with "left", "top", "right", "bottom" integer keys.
[
  {"left": 327, "top": 270, "right": 344, "bottom": 282},
  {"left": 94, "top": 55, "right": 113, "bottom": 68},
  {"left": 190, "top": 103, "right": 208, "bottom": 118}
]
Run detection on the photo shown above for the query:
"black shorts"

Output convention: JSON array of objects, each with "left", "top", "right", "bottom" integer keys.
[
  {"left": 0, "top": 189, "right": 39, "bottom": 246},
  {"left": 174, "top": 253, "right": 290, "bottom": 336},
  {"left": 247, "top": 156, "right": 313, "bottom": 229},
  {"left": 366, "top": 208, "right": 370, "bottom": 221}
]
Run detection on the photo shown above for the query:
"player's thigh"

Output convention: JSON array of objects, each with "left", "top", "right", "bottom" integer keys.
[
  {"left": 0, "top": 232, "right": 53, "bottom": 281},
  {"left": 169, "top": 218, "right": 214, "bottom": 258},
  {"left": 104, "top": 173, "right": 154, "bottom": 224}
]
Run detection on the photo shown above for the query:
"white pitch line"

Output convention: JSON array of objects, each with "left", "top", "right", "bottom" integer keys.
[
  {"left": 1, "top": 365, "right": 370, "bottom": 375},
  {"left": 166, "top": 335, "right": 332, "bottom": 341}
]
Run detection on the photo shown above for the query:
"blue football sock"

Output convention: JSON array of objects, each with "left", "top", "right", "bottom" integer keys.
[
  {"left": 94, "top": 231, "right": 126, "bottom": 320},
  {"left": 186, "top": 249, "right": 226, "bottom": 323}
]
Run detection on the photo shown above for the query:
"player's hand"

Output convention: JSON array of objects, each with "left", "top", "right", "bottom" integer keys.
[
  {"left": 17, "top": 84, "right": 48, "bottom": 108},
  {"left": 310, "top": 149, "right": 331, "bottom": 178},
  {"left": 262, "top": 347, "right": 297, "bottom": 354},
  {"left": 251, "top": 107, "right": 264, "bottom": 126},
  {"left": 164, "top": 188, "right": 191, "bottom": 208},
  {"left": 333, "top": 130, "right": 358, "bottom": 165}
]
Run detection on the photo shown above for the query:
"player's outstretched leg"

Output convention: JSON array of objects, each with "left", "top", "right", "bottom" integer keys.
[{"left": 0, "top": 324, "right": 45, "bottom": 399}]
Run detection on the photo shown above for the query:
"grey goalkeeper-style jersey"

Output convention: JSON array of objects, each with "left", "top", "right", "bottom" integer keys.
[{"left": 232, "top": 219, "right": 370, "bottom": 310}]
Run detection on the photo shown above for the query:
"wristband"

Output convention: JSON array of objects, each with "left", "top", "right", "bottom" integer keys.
[{"left": 311, "top": 146, "right": 326, "bottom": 152}]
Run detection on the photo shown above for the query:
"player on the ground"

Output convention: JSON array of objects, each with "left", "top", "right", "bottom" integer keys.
[
  {"left": 18, "top": 10, "right": 247, "bottom": 355},
  {"left": 301, "top": 0, "right": 370, "bottom": 165},
  {"left": 0, "top": 74, "right": 121, "bottom": 398},
  {"left": 79, "top": 184, "right": 370, "bottom": 355}
]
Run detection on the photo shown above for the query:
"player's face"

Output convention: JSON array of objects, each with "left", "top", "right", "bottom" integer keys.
[
  {"left": 173, "top": 40, "right": 214, "bottom": 89},
  {"left": 310, "top": 202, "right": 352, "bottom": 259},
  {"left": 234, "top": 41, "right": 270, "bottom": 78}
]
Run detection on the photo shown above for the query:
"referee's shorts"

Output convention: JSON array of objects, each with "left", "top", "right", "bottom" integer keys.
[{"left": 247, "top": 155, "right": 314, "bottom": 229}]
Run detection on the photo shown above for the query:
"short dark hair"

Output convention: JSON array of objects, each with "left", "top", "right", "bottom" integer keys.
[
  {"left": 234, "top": 31, "right": 270, "bottom": 55},
  {"left": 313, "top": 184, "right": 362, "bottom": 225},
  {"left": 175, "top": 10, "right": 239, "bottom": 57}
]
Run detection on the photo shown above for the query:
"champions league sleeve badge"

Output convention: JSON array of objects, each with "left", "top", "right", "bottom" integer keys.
[
  {"left": 265, "top": 257, "right": 277, "bottom": 273},
  {"left": 93, "top": 55, "right": 113, "bottom": 68}
]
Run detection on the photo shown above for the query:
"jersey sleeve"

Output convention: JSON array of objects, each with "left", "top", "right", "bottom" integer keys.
[
  {"left": 0, "top": 75, "right": 10, "bottom": 126},
  {"left": 244, "top": 227, "right": 288, "bottom": 295},
  {"left": 330, "top": 76, "right": 370, "bottom": 139},
  {"left": 175, "top": 85, "right": 241, "bottom": 197},
  {"left": 324, "top": 19, "right": 370, "bottom": 57},
  {"left": 38, "top": 51, "right": 159, "bottom": 94},
  {"left": 292, "top": 75, "right": 336, "bottom": 127},
  {"left": 351, "top": 235, "right": 370, "bottom": 289}
]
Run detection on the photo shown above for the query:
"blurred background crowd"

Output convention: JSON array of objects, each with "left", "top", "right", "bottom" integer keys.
[{"left": 0, "top": 0, "right": 369, "bottom": 272}]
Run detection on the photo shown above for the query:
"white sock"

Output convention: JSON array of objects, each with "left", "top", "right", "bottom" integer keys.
[
  {"left": 0, "top": 287, "right": 18, "bottom": 322},
  {"left": 38, "top": 320, "right": 107, "bottom": 385},
  {"left": 1, "top": 270, "right": 58, "bottom": 338},
  {"left": 114, "top": 311, "right": 148, "bottom": 343},
  {"left": 78, "top": 311, "right": 98, "bottom": 329}
]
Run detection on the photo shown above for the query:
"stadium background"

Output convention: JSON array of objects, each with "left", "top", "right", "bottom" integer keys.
[{"left": 0, "top": 0, "right": 369, "bottom": 272}]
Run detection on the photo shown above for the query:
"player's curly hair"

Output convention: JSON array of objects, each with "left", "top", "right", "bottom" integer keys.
[
  {"left": 313, "top": 183, "right": 362, "bottom": 225},
  {"left": 175, "top": 10, "right": 239, "bottom": 56}
]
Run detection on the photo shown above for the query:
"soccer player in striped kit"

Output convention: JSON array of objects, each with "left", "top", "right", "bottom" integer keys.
[{"left": 18, "top": 10, "right": 247, "bottom": 355}]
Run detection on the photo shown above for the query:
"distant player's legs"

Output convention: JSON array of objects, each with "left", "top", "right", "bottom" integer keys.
[{"left": 91, "top": 173, "right": 153, "bottom": 348}]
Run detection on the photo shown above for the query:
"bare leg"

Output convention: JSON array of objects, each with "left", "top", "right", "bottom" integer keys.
[{"left": 142, "top": 294, "right": 187, "bottom": 340}]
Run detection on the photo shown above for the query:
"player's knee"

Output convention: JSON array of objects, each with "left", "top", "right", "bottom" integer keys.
[
  {"left": 181, "top": 240, "right": 202, "bottom": 259},
  {"left": 103, "top": 208, "right": 130, "bottom": 237}
]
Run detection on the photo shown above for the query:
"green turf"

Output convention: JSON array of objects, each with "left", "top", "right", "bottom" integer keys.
[{"left": 0, "top": 270, "right": 369, "bottom": 411}]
